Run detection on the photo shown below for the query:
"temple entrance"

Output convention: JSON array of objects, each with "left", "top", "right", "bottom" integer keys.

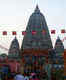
[
  {"left": 21, "top": 49, "right": 49, "bottom": 79},
  {"left": 22, "top": 54, "right": 48, "bottom": 74}
]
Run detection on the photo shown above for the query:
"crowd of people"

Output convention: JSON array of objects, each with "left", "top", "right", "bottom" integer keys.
[
  {"left": 14, "top": 72, "right": 40, "bottom": 80},
  {"left": 0, "top": 72, "right": 43, "bottom": 80},
  {"left": 0, "top": 65, "right": 48, "bottom": 80}
]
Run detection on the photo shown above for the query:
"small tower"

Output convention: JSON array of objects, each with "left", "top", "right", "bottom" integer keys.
[
  {"left": 54, "top": 36, "right": 64, "bottom": 64},
  {"left": 8, "top": 37, "right": 20, "bottom": 61},
  {"left": 52, "top": 37, "right": 64, "bottom": 79},
  {"left": 54, "top": 37, "right": 64, "bottom": 56}
]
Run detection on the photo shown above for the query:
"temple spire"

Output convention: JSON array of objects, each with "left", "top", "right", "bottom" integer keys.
[
  {"left": 21, "top": 5, "right": 53, "bottom": 50},
  {"left": 54, "top": 36, "right": 64, "bottom": 55},
  {"left": 57, "top": 36, "right": 60, "bottom": 39},
  {"left": 36, "top": 4, "right": 39, "bottom": 9},
  {"left": 8, "top": 37, "right": 20, "bottom": 60},
  {"left": 35, "top": 4, "right": 40, "bottom": 13}
]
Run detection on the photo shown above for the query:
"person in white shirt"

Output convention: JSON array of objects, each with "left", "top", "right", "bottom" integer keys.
[{"left": 14, "top": 74, "right": 24, "bottom": 80}]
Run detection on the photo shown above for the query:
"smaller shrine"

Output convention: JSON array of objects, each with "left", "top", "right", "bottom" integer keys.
[
  {"left": 54, "top": 37, "right": 64, "bottom": 64},
  {"left": 8, "top": 37, "right": 21, "bottom": 61},
  {"left": 51, "top": 37, "right": 64, "bottom": 80}
]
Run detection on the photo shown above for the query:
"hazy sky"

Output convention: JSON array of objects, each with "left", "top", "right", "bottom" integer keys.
[{"left": 0, "top": 0, "right": 66, "bottom": 54}]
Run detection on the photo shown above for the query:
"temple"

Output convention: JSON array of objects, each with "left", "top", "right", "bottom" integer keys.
[{"left": 0, "top": 5, "right": 64, "bottom": 80}]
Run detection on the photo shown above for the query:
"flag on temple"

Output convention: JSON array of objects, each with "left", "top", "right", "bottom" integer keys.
[
  {"left": 51, "top": 30, "right": 55, "bottom": 34},
  {"left": 61, "top": 29, "right": 65, "bottom": 33},
  {"left": 12, "top": 31, "right": 17, "bottom": 35},
  {"left": 3, "top": 31, "right": 7, "bottom": 35}
]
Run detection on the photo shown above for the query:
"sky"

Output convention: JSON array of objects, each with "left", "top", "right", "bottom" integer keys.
[{"left": 0, "top": 0, "right": 66, "bottom": 54}]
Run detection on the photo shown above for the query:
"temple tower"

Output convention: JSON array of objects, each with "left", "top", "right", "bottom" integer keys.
[
  {"left": 54, "top": 37, "right": 64, "bottom": 64},
  {"left": 8, "top": 37, "right": 20, "bottom": 61},
  {"left": 21, "top": 5, "right": 53, "bottom": 50},
  {"left": 21, "top": 5, "right": 53, "bottom": 74},
  {"left": 51, "top": 37, "right": 64, "bottom": 80}
]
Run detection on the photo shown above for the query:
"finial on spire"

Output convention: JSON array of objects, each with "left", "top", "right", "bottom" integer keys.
[
  {"left": 14, "top": 36, "right": 17, "bottom": 41},
  {"left": 36, "top": 4, "right": 39, "bottom": 9},
  {"left": 35, "top": 4, "right": 40, "bottom": 13},
  {"left": 57, "top": 36, "right": 60, "bottom": 39}
]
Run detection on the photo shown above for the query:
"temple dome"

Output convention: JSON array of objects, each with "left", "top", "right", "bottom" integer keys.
[
  {"left": 21, "top": 5, "right": 53, "bottom": 50},
  {"left": 26, "top": 5, "right": 48, "bottom": 31}
]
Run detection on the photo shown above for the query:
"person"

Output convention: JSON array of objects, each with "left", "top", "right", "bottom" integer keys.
[
  {"left": 24, "top": 73, "right": 29, "bottom": 80},
  {"left": 14, "top": 72, "right": 24, "bottom": 80},
  {"left": 32, "top": 75, "right": 40, "bottom": 80},
  {"left": 24, "top": 76, "right": 29, "bottom": 80}
]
